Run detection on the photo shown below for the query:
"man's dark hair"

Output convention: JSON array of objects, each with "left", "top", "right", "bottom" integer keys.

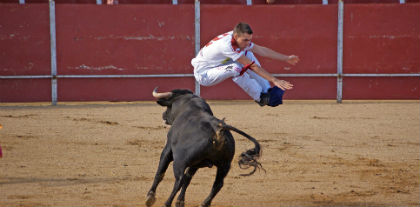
[{"left": 233, "top": 22, "right": 253, "bottom": 35}]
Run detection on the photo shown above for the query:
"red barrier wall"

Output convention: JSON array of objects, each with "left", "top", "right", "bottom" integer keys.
[
  {"left": 0, "top": 4, "right": 52, "bottom": 102},
  {"left": 343, "top": 3, "right": 420, "bottom": 99},
  {"left": 0, "top": 3, "right": 419, "bottom": 102}
]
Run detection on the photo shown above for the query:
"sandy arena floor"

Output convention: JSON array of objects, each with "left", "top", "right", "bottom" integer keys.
[{"left": 0, "top": 100, "right": 419, "bottom": 207}]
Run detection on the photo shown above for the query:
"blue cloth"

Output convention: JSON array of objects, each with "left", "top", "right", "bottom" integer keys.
[{"left": 268, "top": 86, "right": 284, "bottom": 107}]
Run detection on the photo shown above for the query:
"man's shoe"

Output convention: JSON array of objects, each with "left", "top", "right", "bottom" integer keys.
[
  {"left": 267, "top": 86, "right": 284, "bottom": 107},
  {"left": 255, "top": 92, "right": 270, "bottom": 106}
]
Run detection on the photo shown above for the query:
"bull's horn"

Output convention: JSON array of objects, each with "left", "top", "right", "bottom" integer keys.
[{"left": 152, "top": 87, "right": 172, "bottom": 99}]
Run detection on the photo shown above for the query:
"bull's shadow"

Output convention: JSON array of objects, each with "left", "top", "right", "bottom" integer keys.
[{"left": 145, "top": 88, "right": 264, "bottom": 207}]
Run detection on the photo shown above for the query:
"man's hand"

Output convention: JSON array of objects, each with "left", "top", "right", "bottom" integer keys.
[
  {"left": 273, "top": 79, "right": 294, "bottom": 90},
  {"left": 287, "top": 55, "right": 300, "bottom": 65}
]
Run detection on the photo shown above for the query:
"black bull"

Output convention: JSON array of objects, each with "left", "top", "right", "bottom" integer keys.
[{"left": 146, "top": 88, "right": 264, "bottom": 207}]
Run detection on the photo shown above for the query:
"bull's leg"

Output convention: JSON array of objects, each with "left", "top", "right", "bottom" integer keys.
[
  {"left": 175, "top": 167, "right": 198, "bottom": 207},
  {"left": 200, "top": 164, "right": 231, "bottom": 207},
  {"left": 164, "top": 161, "right": 187, "bottom": 207},
  {"left": 146, "top": 144, "right": 173, "bottom": 207}
]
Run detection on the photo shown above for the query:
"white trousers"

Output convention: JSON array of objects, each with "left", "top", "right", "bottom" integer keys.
[{"left": 194, "top": 52, "right": 270, "bottom": 101}]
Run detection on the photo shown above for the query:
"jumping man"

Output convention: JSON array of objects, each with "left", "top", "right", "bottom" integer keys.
[{"left": 191, "top": 22, "right": 299, "bottom": 106}]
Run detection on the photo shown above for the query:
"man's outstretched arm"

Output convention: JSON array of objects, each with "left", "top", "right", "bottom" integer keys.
[
  {"left": 237, "top": 55, "right": 293, "bottom": 91},
  {"left": 251, "top": 44, "right": 299, "bottom": 65}
]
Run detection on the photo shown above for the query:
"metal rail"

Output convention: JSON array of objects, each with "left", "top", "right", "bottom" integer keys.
[{"left": 2, "top": 73, "right": 419, "bottom": 79}]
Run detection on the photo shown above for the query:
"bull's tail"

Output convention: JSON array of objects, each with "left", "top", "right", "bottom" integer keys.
[{"left": 219, "top": 121, "right": 265, "bottom": 176}]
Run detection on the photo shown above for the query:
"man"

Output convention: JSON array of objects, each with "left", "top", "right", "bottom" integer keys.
[
  {"left": 107, "top": 0, "right": 118, "bottom": 4},
  {"left": 191, "top": 22, "right": 299, "bottom": 107}
]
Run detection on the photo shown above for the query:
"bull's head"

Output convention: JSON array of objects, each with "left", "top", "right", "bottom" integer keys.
[{"left": 152, "top": 87, "right": 195, "bottom": 125}]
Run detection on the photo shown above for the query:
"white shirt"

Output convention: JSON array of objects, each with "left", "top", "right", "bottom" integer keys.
[{"left": 191, "top": 31, "right": 254, "bottom": 74}]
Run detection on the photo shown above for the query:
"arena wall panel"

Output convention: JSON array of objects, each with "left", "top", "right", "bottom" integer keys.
[
  {"left": 0, "top": 4, "right": 52, "bottom": 102},
  {"left": 342, "top": 3, "right": 420, "bottom": 99},
  {"left": 0, "top": 79, "right": 51, "bottom": 102},
  {"left": 58, "top": 77, "right": 195, "bottom": 101},
  {"left": 343, "top": 77, "right": 419, "bottom": 99},
  {"left": 55, "top": 4, "right": 195, "bottom": 75},
  {"left": 343, "top": 4, "right": 420, "bottom": 74},
  {"left": 0, "top": 4, "right": 50, "bottom": 76}
]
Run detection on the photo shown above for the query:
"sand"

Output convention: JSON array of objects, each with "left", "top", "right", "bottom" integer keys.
[{"left": 0, "top": 100, "right": 419, "bottom": 206}]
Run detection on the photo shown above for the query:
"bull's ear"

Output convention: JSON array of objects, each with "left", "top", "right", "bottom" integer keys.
[{"left": 157, "top": 98, "right": 172, "bottom": 107}]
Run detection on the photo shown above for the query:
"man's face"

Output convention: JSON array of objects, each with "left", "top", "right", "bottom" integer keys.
[{"left": 234, "top": 32, "right": 253, "bottom": 50}]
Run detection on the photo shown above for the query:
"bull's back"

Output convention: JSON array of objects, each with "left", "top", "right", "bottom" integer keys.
[
  {"left": 169, "top": 110, "right": 235, "bottom": 165},
  {"left": 170, "top": 110, "right": 216, "bottom": 142}
]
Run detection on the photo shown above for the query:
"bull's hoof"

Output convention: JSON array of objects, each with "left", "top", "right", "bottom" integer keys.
[
  {"left": 199, "top": 203, "right": 210, "bottom": 207},
  {"left": 145, "top": 192, "right": 156, "bottom": 207},
  {"left": 175, "top": 200, "right": 184, "bottom": 207}
]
